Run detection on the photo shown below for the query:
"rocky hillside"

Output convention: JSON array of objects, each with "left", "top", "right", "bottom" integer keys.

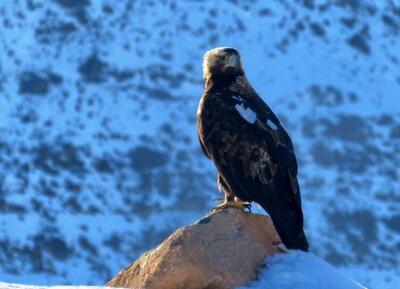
[{"left": 0, "top": 1, "right": 399, "bottom": 288}]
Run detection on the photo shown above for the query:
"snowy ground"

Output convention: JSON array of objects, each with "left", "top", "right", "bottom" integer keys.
[
  {"left": 0, "top": 252, "right": 367, "bottom": 289},
  {"left": 0, "top": 284, "right": 110, "bottom": 289},
  {"left": 0, "top": 0, "right": 399, "bottom": 288},
  {"left": 240, "top": 252, "right": 367, "bottom": 289}
]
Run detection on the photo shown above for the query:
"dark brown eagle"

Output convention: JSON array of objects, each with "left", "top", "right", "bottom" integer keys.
[{"left": 197, "top": 47, "right": 309, "bottom": 251}]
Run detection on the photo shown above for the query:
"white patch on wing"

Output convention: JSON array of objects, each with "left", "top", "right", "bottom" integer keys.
[
  {"left": 232, "top": 95, "right": 243, "bottom": 102},
  {"left": 235, "top": 102, "right": 257, "bottom": 123},
  {"left": 266, "top": 119, "right": 278, "bottom": 130}
]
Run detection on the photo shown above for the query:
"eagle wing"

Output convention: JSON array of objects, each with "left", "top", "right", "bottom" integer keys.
[
  {"left": 238, "top": 94, "right": 301, "bottom": 202},
  {"left": 198, "top": 91, "right": 308, "bottom": 250}
]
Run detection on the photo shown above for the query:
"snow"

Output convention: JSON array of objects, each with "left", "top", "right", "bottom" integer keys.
[
  {"left": 0, "top": 252, "right": 367, "bottom": 289},
  {"left": 0, "top": 284, "right": 115, "bottom": 289},
  {"left": 240, "top": 252, "right": 367, "bottom": 289}
]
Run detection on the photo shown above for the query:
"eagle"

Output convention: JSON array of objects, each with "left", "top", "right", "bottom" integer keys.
[{"left": 197, "top": 47, "right": 309, "bottom": 251}]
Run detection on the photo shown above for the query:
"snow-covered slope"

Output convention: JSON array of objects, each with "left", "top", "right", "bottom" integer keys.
[
  {"left": 0, "top": 0, "right": 399, "bottom": 288},
  {"left": 0, "top": 252, "right": 367, "bottom": 289},
  {"left": 240, "top": 251, "right": 367, "bottom": 289},
  {"left": 0, "top": 284, "right": 110, "bottom": 289}
]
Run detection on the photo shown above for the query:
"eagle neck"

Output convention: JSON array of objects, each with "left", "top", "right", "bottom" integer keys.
[{"left": 204, "top": 75, "right": 255, "bottom": 96}]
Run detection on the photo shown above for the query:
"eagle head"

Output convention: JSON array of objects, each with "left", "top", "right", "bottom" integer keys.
[{"left": 203, "top": 47, "right": 244, "bottom": 80}]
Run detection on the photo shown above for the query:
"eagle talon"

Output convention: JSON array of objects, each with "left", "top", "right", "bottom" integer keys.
[
  {"left": 235, "top": 197, "right": 252, "bottom": 212},
  {"left": 274, "top": 242, "right": 289, "bottom": 253},
  {"left": 244, "top": 203, "right": 252, "bottom": 212},
  {"left": 211, "top": 200, "right": 251, "bottom": 212}
]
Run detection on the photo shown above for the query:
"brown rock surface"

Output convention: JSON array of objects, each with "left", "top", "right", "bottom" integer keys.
[{"left": 106, "top": 208, "right": 282, "bottom": 289}]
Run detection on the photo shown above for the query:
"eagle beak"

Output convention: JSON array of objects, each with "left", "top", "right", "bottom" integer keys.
[
  {"left": 224, "top": 55, "right": 239, "bottom": 73},
  {"left": 227, "top": 55, "right": 239, "bottom": 67}
]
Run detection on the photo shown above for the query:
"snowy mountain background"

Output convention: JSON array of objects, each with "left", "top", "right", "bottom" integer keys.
[{"left": 0, "top": 0, "right": 399, "bottom": 288}]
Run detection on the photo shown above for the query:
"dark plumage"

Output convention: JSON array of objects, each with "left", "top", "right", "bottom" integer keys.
[{"left": 197, "top": 47, "right": 309, "bottom": 251}]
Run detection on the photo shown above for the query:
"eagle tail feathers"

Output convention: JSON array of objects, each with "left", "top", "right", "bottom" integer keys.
[{"left": 257, "top": 201, "right": 309, "bottom": 252}]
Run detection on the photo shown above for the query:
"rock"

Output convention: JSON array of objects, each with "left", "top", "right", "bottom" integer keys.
[{"left": 106, "top": 208, "right": 282, "bottom": 289}]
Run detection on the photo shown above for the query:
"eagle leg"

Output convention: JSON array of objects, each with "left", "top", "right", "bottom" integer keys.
[
  {"left": 213, "top": 175, "right": 251, "bottom": 212},
  {"left": 211, "top": 196, "right": 251, "bottom": 212}
]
